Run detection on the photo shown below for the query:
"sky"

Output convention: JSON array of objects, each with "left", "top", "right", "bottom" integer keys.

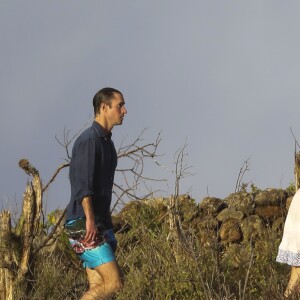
[{"left": 1, "top": 1, "right": 300, "bottom": 214}]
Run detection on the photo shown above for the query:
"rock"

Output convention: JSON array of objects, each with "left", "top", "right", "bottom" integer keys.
[
  {"left": 255, "top": 188, "right": 288, "bottom": 207},
  {"left": 219, "top": 219, "right": 243, "bottom": 244},
  {"left": 199, "top": 197, "right": 227, "bottom": 216},
  {"left": 177, "top": 195, "right": 199, "bottom": 223},
  {"left": 217, "top": 208, "right": 244, "bottom": 222},
  {"left": 241, "top": 215, "right": 265, "bottom": 242},
  {"left": 224, "top": 192, "right": 255, "bottom": 215},
  {"left": 255, "top": 206, "right": 285, "bottom": 220}
]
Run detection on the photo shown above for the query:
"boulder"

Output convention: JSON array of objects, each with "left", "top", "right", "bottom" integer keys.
[
  {"left": 219, "top": 219, "right": 243, "bottom": 244},
  {"left": 255, "top": 206, "right": 285, "bottom": 220},
  {"left": 224, "top": 192, "right": 255, "bottom": 215},
  {"left": 217, "top": 208, "right": 244, "bottom": 222},
  {"left": 254, "top": 188, "right": 287, "bottom": 207},
  {"left": 177, "top": 195, "right": 199, "bottom": 223},
  {"left": 241, "top": 215, "right": 265, "bottom": 242},
  {"left": 199, "top": 197, "right": 227, "bottom": 216}
]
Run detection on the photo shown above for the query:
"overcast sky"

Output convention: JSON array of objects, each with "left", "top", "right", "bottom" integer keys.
[{"left": 1, "top": 1, "right": 300, "bottom": 213}]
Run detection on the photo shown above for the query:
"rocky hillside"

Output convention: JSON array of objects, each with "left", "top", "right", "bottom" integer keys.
[{"left": 113, "top": 187, "right": 294, "bottom": 269}]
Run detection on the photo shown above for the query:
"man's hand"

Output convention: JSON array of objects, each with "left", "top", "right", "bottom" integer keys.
[
  {"left": 84, "top": 218, "right": 98, "bottom": 243},
  {"left": 82, "top": 196, "right": 97, "bottom": 244}
]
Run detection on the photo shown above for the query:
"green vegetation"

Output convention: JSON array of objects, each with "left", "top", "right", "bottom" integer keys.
[{"left": 9, "top": 190, "right": 294, "bottom": 299}]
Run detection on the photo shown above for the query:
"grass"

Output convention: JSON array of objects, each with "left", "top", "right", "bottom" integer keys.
[{"left": 10, "top": 197, "right": 293, "bottom": 299}]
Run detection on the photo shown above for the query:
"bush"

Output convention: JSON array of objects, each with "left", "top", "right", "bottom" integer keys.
[{"left": 11, "top": 195, "right": 292, "bottom": 299}]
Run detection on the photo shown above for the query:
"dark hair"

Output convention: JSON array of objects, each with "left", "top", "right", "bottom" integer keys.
[{"left": 93, "top": 87, "right": 123, "bottom": 116}]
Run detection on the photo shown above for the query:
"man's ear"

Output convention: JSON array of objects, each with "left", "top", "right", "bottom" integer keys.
[{"left": 100, "top": 103, "right": 108, "bottom": 112}]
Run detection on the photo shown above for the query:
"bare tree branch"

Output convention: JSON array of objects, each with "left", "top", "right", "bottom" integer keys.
[
  {"left": 290, "top": 126, "right": 300, "bottom": 150},
  {"left": 43, "top": 163, "right": 70, "bottom": 193},
  {"left": 235, "top": 158, "right": 250, "bottom": 193},
  {"left": 173, "top": 143, "right": 194, "bottom": 198},
  {"left": 55, "top": 122, "right": 90, "bottom": 161},
  {"left": 33, "top": 208, "right": 67, "bottom": 257},
  {"left": 112, "top": 129, "right": 166, "bottom": 210},
  {"left": 56, "top": 125, "right": 166, "bottom": 212}
]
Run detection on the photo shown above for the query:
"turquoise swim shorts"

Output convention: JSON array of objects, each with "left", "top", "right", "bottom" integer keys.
[
  {"left": 65, "top": 218, "right": 117, "bottom": 269},
  {"left": 79, "top": 235, "right": 116, "bottom": 269}
]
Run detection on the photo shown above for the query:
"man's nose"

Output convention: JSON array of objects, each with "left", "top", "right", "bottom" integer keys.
[{"left": 122, "top": 106, "right": 127, "bottom": 114}]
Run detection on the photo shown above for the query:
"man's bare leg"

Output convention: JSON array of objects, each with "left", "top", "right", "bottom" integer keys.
[
  {"left": 285, "top": 266, "right": 300, "bottom": 297},
  {"left": 80, "top": 260, "right": 123, "bottom": 300}
]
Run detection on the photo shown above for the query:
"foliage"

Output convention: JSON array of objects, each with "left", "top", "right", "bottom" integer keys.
[
  {"left": 15, "top": 245, "right": 86, "bottom": 299},
  {"left": 4, "top": 135, "right": 298, "bottom": 299},
  {"left": 115, "top": 200, "right": 289, "bottom": 300},
  {"left": 286, "top": 181, "right": 296, "bottom": 196},
  {"left": 10, "top": 195, "right": 292, "bottom": 299}
]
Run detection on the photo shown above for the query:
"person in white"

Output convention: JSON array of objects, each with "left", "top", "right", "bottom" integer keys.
[{"left": 276, "top": 188, "right": 300, "bottom": 297}]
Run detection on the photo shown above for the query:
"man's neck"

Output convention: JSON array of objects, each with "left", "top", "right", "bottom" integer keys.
[{"left": 94, "top": 116, "right": 112, "bottom": 133}]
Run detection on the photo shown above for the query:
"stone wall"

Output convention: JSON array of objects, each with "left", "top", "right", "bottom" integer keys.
[{"left": 114, "top": 188, "right": 294, "bottom": 269}]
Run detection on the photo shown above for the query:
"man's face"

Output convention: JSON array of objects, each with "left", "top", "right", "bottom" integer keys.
[{"left": 105, "top": 93, "right": 127, "bottom": 127}]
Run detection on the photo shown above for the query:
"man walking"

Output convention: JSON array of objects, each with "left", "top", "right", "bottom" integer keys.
[{"left": 65, "top": 87, "right": 127, "bottom": 299}]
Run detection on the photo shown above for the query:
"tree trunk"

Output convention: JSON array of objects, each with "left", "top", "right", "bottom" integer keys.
[
  {"left": 0, "top": 159, "right": 43, "bottom": 299},
  {"left": 167, "top": 196, "right": 188, "bottom": 263},
  {"left": 0, "top": 211, "right": 14, "bottom": 300}
]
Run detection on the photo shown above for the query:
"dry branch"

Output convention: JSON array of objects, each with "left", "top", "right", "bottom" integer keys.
[
  {"left": 56, "top": 125, "right": 166, "bottom": 211},
  {"left": 33, "top": 208, "right": 67, "bottom": 256},
  {"left": 235, "top": 158, "right": 250, "bottom": 193},
  {"left": 0, "top": 211, "right": 14, "bottom": 300},
  {"left": 43, "top": 163, "right": 70, "bottom": 193}
]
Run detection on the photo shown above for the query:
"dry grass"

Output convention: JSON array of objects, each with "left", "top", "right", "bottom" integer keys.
[{"left": 12, "top": 200, "right": 292, "bottom": 300}]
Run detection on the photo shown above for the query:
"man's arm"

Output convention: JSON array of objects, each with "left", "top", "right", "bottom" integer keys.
[{"left": 82, "top": 196, "right": 97, "bottom": 243}]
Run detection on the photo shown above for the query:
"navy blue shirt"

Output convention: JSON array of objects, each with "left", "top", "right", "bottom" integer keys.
[{"left": 65, "top": 121, "right": 117, "bottom": 229}]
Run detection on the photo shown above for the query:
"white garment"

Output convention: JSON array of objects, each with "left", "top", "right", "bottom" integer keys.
[{"left": 276, "top": 189, "right": 300, "bottom": 266}]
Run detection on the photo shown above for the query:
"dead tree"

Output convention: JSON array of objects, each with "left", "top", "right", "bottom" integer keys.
[
  {"left": 167, "top": 143, "right": 192, "bottom": 260},
  {"left": 166, "top": 144, "right": 210, "bottom": 299},
  {"left": 0, "top": 126, "right": 164, "bottom": 298},
  {"left": 0, "top": 159, "right": 68, "bottom": 299},
  {"left": 0, "top": 211, "right": 14, "bottom": 300}
]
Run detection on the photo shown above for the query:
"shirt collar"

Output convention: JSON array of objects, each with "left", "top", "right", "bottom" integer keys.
[{"left": 92, "top": 121, "right": 112, "bottom": 139}]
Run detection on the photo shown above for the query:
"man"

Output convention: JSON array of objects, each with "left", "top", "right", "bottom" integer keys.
[{"left": 65, "top": 87, "right": 127, "bottom": 299}]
